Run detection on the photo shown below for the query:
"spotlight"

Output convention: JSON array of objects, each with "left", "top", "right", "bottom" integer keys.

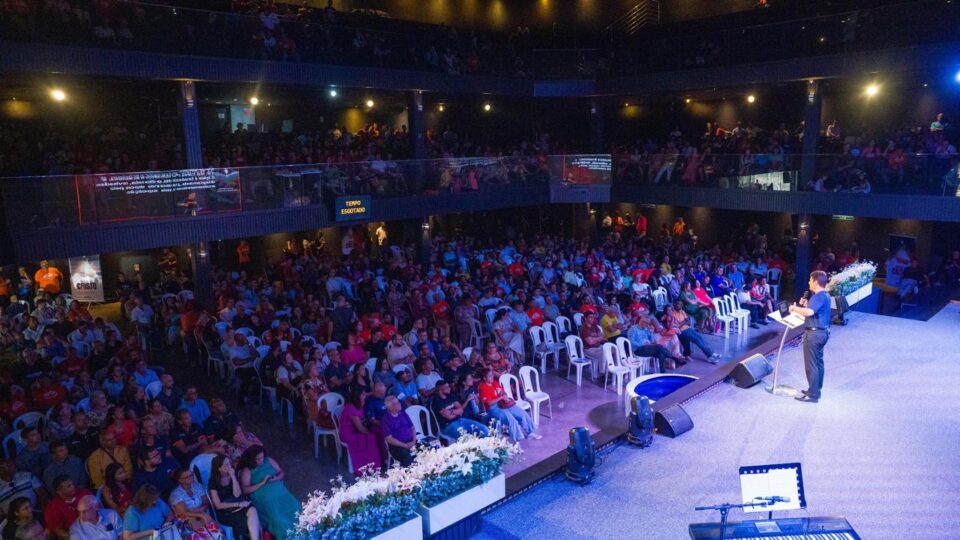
[
  {"left": 483, "top": 103, "right": 492, "bottom": 112},
  {"left": 249, "top": 96, "right": 259, "bottom": 105},
  {"left": 365, "top": 99, "right": 374, "bottom": 108},
  {"left": 624, "top": 102, "right": 630, "bottom": 107},
  {"left": 329, "top": 89, "right": 338, "bottom": 98},
  {"left": 685, "top": 98, "right": 691, "bottom": 104},
  {"left": 865, "top": 84, "right": 879, "bottom": 97},
  {"left": 50, "top": 89, "right": 66, "bottom": 102},
  {"left": 955, "top": 70, "right": 960, "bottom": 83},
  {"left": 438, "top": 104, "right": 444, "bottom": 112},
  {"left": 747, "top": 94, "right": 756, "bottom": 103}
]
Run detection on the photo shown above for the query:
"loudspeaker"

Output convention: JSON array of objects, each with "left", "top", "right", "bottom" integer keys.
[
  {"left": 730, "top": 353, "right": 773, "bottom": 388},
  {"left": 654, "top": 404, "right": 693, "bottom": 438}
]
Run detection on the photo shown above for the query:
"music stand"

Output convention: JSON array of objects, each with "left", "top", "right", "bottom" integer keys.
[
  {"left": 765, "top": 305, "right": 805, "bottom": 398},
  {"left": 739, "top": 462, "right": 807, "bottom": 521}
]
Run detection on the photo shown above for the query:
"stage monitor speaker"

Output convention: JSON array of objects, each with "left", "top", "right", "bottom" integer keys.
[
  {"left": 730, "top": 353, "right": 773, "bottom": 388},
  {"left": 654, "top": 404, "right": 693, "bottom": 438}
]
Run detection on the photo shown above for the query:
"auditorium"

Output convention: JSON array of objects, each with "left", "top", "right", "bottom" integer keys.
[{"left": 0, "top": 1, "right": 958, "bottom": 539}]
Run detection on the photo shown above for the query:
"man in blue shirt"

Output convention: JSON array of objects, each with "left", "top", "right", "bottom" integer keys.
[
  {"left": 179, "top": 385, "right": 211, "bottom": 427},
  {"left": 789, "top": 271, "right": 832, "bottom": 403}
]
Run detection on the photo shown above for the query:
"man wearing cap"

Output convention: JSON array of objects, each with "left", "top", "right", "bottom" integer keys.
[{"left": 69, "top": 494, "right": 122, "bottom": 540}]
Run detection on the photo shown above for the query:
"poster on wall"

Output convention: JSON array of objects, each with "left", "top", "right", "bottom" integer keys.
[{"left": 68, "top": 256, "right": 105, "bottom": 302}]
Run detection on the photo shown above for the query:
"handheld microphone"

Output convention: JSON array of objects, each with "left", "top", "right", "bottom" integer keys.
[{"left": 802, "top": 291, "right": 811, "bottom": 301}]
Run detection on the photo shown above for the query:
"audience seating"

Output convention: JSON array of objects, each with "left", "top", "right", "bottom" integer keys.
[
  {"left": 518, "top": 366, "right": 552, "bottom": 426},
  {"left": 602, "top": 343, "right": 632, "bottom": 395},
  {"left": 564, "top": 335, "right": 593, "bottom": 386}
]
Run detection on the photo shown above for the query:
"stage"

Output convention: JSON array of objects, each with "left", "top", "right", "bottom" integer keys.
[
  {"left": 476, "top": 303, "right": 960, "bottom": 539},
  {"left": 499, "top": 319, "right": 798, "bottom": 496}
]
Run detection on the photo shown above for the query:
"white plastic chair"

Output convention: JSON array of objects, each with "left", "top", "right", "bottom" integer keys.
[
  {"left": 498, "top": 373, "right": 531, "bottom": 413},
  {"left": 767, "top": 268, "right": 782, "bottom": 301},
  {"left": 652, "top": 287, "right": 669, "bottom": 312},
  {"left": 555, "top": 315, "right": 572, "bottom": 336},
  {"left": 405, "top": 405, "right": 453, "bottom": 446},
  {"left": 726, "top": 294, "right": 751, "bottom": 331},
  {"left": 462, "top": 347, "right": 474, "bottom": 362},
  {"left": 249, "top": 336, "right": 263, "bottom": 349},
  {"left": 145, "top": 381, "right": 163, "bottom": 400},
  {"left": 467, "top": 319, "right": 484, "bottom": 350},
  {"left": 572, "top": 312, "right": 584, "bottom": 331},
  {"left": 2, "top": 429, "right": 24, "bottom": 459},
  {"left": 313, "top": 393, "right": 344, "bottom": 459},
  {"left": 602, "top": 343, "right": 632, "bottom": 395},
  {"left": 13, "top": 412, "right": 43, "bottom": 431},
  {"left": 713, "top": 297, "right": 736, "bottom": 338},
  {"left": 215, "top": 322, "right": 230, "bottom": 337},
  {"left": 564, "top": 335, "right": 593, "bottom": 386},
  {"left": 254, "top": 358, "right": 277, "bottom": 412},
  {"left": 616, "top": 336, "right": 658, "bottom": 377},
  {"left": 75, "top": 398, "right": 90, "bottom": 412},
  {"left": 325, "top": 341, "right": 342, "bottom": 352},
  {"left": 518, "top": 366, "right": 551, "bottom": 426},
  {"left": 540, "top": 321, "right": 565, "bottom": 371},
  {"left": 256, "top": 345, "right": 271, "bottom": 360},
  {"left": 235, "top": 327, "right": 254, "bottom": 338},
  {"left": 190, "top": 453, "right": 216, "bottom": 486},
  {"left": 300, "top": 335, "right": 317, "bottom": 349},
  {"left": 204, "top": 341, "right": 226, "bottom": 380},
  {"left": 528, "top": 326, "right": 554, "bottom": 374}
]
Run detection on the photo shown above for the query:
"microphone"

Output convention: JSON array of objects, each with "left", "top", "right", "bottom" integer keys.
[
  {"left": 758, "top": 496, "right": 791, "bottom": 503},
  {"left": 801, "top": 291, "right": 811, "bottom": 301}
]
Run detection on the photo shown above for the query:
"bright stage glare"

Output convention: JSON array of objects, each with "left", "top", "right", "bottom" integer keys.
[
  {"left": 50, "top": 89, "right": 66, "bottom": 102},
  {"left": 366, "top": 99, "right": 375, "bottom": 108},
  {"left": 865, "top": 84, "right": 879, "bottom": 97},
  {"left": 329, "top": 89, "right": 338, "bottom": 98},
  {"left": 438, "top": 104, "right": 444, "bottom": 112},
  {"left": 747, "top": 94, "right": 756, "bottom": 103},
  {"left": 483, "top": 103, "right": 492, "bottom": 112},
  {"left": 249, "top": 96, "right": 259, "bottom": 105},
  {"left": 955, "top": 71, "right": 960, "bottom": 83}
]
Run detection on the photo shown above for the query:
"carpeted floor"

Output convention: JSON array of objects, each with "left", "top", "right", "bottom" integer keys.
[{"left": 476, "top": 303, "right": 960, "bottom": 540}]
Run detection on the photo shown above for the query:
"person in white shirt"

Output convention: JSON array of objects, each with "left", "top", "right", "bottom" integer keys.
[
  {"left": 129, "top": 297, "right": 154, "bottom": 328},
  {"left": 69, "top": 494, "right": 122, "bottom": 540}
]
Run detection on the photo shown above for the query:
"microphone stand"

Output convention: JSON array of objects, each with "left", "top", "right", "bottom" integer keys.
[{"left": 693, "top": 500, "right": 771, "bottom": 540}]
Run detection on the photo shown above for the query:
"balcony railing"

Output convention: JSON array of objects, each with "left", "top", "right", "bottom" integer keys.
[
  {"left": 0, "top": 155, "right": 560, "bottom": 231},
  {"left": 612, "top": 152, "right": 959, "bottom": 196},
  {"left": 3, "top": 152, "right": 957, "bottom": 233}
]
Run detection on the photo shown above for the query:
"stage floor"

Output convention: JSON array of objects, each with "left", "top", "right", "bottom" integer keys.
[{"left": 476, "top": 303, "right": 960, "bottom": 540}]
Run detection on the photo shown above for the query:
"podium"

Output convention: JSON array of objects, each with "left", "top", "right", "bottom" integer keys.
[{"left": 765, "top": 311, "right": 805, "bottom": 397}]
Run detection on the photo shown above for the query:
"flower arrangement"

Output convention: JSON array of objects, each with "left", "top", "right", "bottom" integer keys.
[
  {"left": 826, "top": 261, "right": 877, "bottom": 297},
  {"left": 292, "top": 433, "right": 519, "bottom": 540}
]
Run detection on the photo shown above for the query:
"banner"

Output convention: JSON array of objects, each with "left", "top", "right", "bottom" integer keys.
[
  {"left": 68, "top": 256, "right": 105, "bottom": 302},
  {"left": 78, "top": 168, "right": 242, "bottom": 223}
]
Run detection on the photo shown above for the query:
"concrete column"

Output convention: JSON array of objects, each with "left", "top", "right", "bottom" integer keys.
[
  {"left": 590, "top": 99, "right": 605, "bottom": 154},
  {"left": 407, "top": 90, "right": 426, "bottom": 160},
  {"left": 190, "top": 242, "right": 214, "bottom": 310},
  {"left": 178, "top": 81, "right": 204, "bottom": 169},
  {"left": 799, "top": 80, "right": 822, "bottom": 190},
  {"left": 794, "top": 214, "right": 812, "bottom": 297}
]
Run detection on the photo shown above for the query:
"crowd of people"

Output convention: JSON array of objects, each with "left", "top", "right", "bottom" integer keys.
[
  {"left": 0, "top": 121, "right": 184, "bottom": 178},
  {"left": 0, "top": 260, "right": 301, "bottom": 540},
  {"left": 613, "top": 113, "right": 959, "bottom": 195},
  {"left": 0, "top": 0, "right": 526, "bottom": 77}
]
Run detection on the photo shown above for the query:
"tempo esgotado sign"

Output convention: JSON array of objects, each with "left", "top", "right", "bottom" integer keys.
[{"left": 335, "top": 195, "right": 371, "bottom": 221}]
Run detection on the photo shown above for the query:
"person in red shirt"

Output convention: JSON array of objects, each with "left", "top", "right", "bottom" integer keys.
[
  {"left": 477, "top": 368, "right": 538, "bottom": 441},
  {"left": 379, "top": 314, "right": 398, "bottom": 340},
  {"left": 525, "top": 300, "right": 544, "bottom": 327},
  {"left": 0, "top": 385, "right": 30, "bottom": 421},
  {"left": 31, "top": 376, "right": 67, "bottom": 410},
  {"left": 44, "top": 476, "right": 93, "bottom": 540},
  {"left": 431, "top": 299, "right": 452, "bottom": 338},
  {"left": 508, "top": 260, "right": 525, "bottom": 279},
  {"left": 56, "top": 349, "right": 88, "bottom": 378}
]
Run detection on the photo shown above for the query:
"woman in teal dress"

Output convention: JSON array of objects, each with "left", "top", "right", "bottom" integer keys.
[{"left": 238, "top": 445, "right": 300, "bottom": 540}]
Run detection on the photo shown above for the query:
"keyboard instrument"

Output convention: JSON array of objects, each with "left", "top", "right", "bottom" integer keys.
[{"left": 688, "top": 516, "right": 861, "bottom": 540}]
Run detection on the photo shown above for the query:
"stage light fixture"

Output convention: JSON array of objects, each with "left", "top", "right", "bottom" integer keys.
[
  {"left": 483, "top": 103, "right": 492, "bottom": 112},
  {"left": 438, "top": 104, "right": 444, "bottom": 112},
  {"left": 747, "top": 95, "right": 756, "bottom": 103},
  {"left": 366, "top": 99, "right": 375, "bottom": 108},
  {"left": 685, "top": 98, "right": 691, "bottom": 104},
  {"left": 50, "top": 89, "right": 66, "bottom": 102},
  {"left": 329, "top": 89, "right": 338, "bottom": 98},
  {"left": 249, "top": 96, "right": 259, "bottom": 105},
  {"left": 955, "top": 70, "right": 960, "bottom": 83},
  {"left": 865, "top": 84, "right": 880, "bottom": 97}
]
